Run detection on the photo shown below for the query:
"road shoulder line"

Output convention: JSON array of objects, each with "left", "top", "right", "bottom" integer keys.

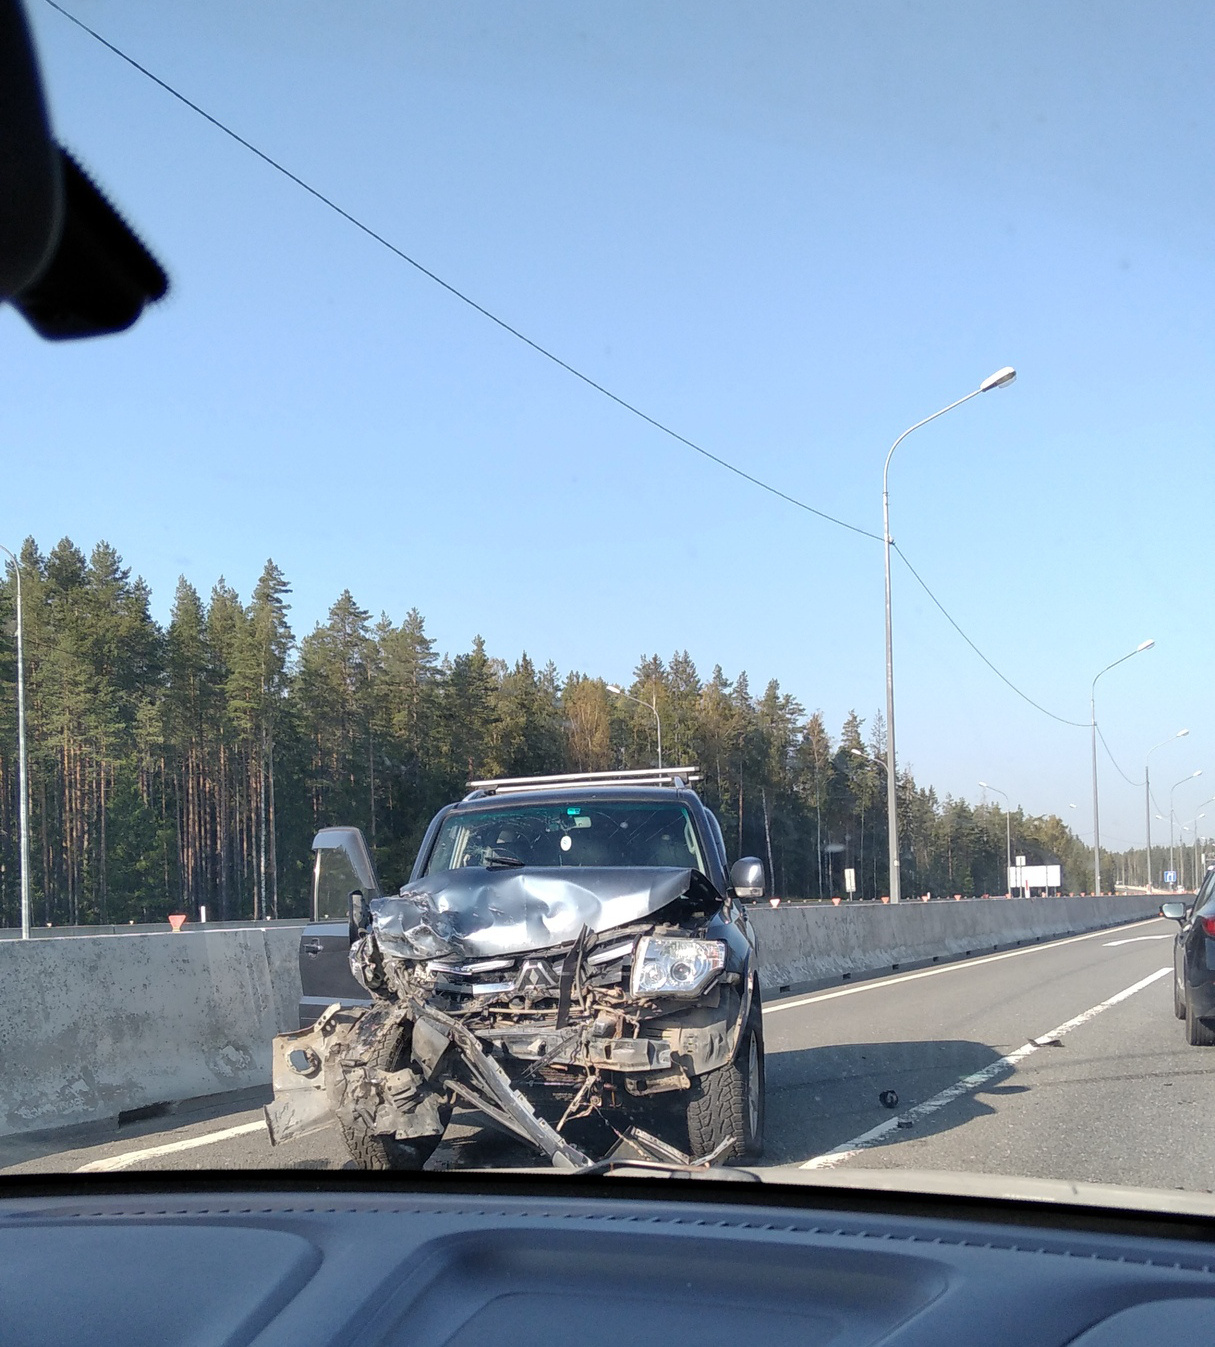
[{"left": 76, "top": 1119, "right": 266, "bottom": 1172}]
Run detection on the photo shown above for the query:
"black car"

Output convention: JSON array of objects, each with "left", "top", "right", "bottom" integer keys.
[
  {"left": 267, "top": 768, "right": 766, "bottom": 1169},
  {"left": 1161, "top": 868, "right": 1215, "bottom": 1045}
]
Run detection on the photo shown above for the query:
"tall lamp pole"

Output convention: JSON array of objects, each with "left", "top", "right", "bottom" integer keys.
[
  {"left": 883, "top": 365, "right": 1016, "bottom": 905},
  {"left": 0, "top": 545, "right": 30, "bottom": 940},
  {"left": 1187, "top": 798, "right": 1215, "bottom": 888},
  {"left": 1090, "top": 640, "right": 1154, "bottom": 894},
  {"left": 979, "top": 782, "right": 1013, "bottom": 896},
  {"left": 607, "top": 684, "right": 662, "bottom": 771},
  {"left": 1192, "top": 808, "right": 1212, "bottom": 887},
  {"left": 1145, "top": 729, "right": 1188, "bottom": 892},
  {"left": 1169, "top": 770, "right": 1202, "bottom": 890}
]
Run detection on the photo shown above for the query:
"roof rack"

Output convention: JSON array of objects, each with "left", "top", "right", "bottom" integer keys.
[{"left": 464, "top": 767, "right": 702, "bottom": 798}]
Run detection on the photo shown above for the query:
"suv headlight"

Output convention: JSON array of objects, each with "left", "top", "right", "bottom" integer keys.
[{"left": 631, "top": 936, "right": 726, "bottom": 996}]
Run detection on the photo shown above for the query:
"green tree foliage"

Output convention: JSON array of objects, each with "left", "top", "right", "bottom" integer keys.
[{"left": 0, "top": 536, "right": 1111, "bottom": 927}]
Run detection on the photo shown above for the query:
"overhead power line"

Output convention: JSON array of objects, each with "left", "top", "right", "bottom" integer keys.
[
  {"left": 44, "top": 0, "right": 882, "bottom": 543},
  {"left": 891, "top": 544, "right": 1087, "bottom": 728},
  {"left": 49, "top": 1, "right": 1108, "bottom": 741},
  {"left": 1096, "top": 723, "right": 1140, "bottom": 788}
]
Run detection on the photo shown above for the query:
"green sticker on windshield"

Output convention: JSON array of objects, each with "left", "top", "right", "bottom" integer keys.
[{"left": 567, "top": 807, "right": 582, "bottom": 815}]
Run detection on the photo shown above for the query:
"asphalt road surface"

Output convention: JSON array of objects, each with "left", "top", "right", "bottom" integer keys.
[{"left": 4, "top": 915, "right": 1204, "bottom": 1193}]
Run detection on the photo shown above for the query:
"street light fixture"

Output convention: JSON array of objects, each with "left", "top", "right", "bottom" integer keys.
[
  {"left": 1145, "top": 728, "right": 1188, "bottom": 891},
  {"left": 979, "top": 782, "right": 1013, "bottom": 896},
  {"left": 1169, "top": 770, "right": 1203, "bottom": 890},
  {"left": 607, "top": 684, "right": 662, "bottom": 771},
  {"left": 882, "top": 366, "right": 1016, "bottom": 905},
  {"left": 0, "top": 544, "right": 30, "bottom": 940},
  {"left": 1090, "top": 639, "right": 1154, "bottom": 894}
]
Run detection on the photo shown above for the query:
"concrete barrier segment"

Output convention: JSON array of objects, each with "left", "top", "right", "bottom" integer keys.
[
  {"left": 748, "top": 894, "right": 1161, "bottom": 994},
  {"left": 0, "top": 926, "right": 301, "bottom": 1138}
]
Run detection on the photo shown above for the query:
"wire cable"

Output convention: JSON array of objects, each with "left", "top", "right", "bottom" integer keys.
[
  {"left": 48, "top": 0, "right": 1126, "bottom": 746},
  {"left": 43, "top": 0, "right": 883, "bottom": 544},
  {"left": 891, "top": 543, "right": 1088, "bottom": 728},
  {"left": 1096, "top": 723, "right": 1140, "bottom": 788}
]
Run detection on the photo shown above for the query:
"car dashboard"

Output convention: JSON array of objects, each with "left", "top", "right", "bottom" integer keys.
[{"left": 4, "top": 1176, "right": 1215, "bottom": 1347}]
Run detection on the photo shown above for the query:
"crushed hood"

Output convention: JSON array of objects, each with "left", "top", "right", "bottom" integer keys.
[{"left": 370, "top": 866, "right": 697, "bottom": 960}]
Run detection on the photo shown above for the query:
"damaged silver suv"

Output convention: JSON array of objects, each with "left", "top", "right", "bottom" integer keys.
[{"left": 265, "top": 768, "right": 766, "bottom": 1170}]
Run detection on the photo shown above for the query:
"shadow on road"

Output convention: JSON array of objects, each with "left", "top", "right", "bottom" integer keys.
[{"left": 761, "top": 1038, "right": 1010, "bottom": 1166}]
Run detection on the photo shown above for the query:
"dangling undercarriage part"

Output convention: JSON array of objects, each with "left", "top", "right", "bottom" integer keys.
[{"left": 265, "top": 997, "right": 594, "bottom": 1168}]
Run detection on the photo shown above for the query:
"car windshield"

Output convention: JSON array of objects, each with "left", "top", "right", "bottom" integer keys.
[
  {"left": 2, "top": 1, "right": 1213, "bottom": 1213},
  {"left": 425, "top": 801, "right": 708, "bottom": 873}
]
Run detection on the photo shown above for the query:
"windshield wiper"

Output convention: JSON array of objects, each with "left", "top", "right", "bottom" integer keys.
[{"left": 484, "top": 854, "right": 525, "bottom": 869}]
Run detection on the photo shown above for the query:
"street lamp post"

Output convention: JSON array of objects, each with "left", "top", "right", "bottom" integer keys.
[
  {"left": 607, "top": 684, "right": 662, "bottom": 771},
  {"left": 0, "top": 545, "right": 30, "bottom": 940},
  {"left": 1169, "top": 771, "right": 1202, "bottom": 890},
  {"left": 1186, "top": 798, "right": 1215, "bottom": 889},
  {"left": 978, "top": 782, "right": 1013, "bottom": 896},
  {"left": 1090, "top": 640, "right": 1154, "bottom": 894},
  {"left": 883, "top": 365, "right": 1016, "bottom": 905},
  {"left": 1145, "top": 729, "right": 1188, "bottom": 892},
  {"left": 1175, "top": 824, "right": 1194, "bottom": 890}
]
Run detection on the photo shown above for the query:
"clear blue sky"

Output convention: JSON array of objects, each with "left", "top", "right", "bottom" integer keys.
[{"left": 5, "top": 1, "right": 1213, "bottom": 848}]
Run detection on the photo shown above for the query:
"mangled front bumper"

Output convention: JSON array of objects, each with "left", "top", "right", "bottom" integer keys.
[
  {"left": 264, "top": 976, "right": 749, "bottom": 1168},
  {"left": 265, "top": 999, "right": 592, "bottom": 1168}
]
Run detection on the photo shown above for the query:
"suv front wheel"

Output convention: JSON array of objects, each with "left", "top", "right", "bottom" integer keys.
[
  {"left": 338, "top": 1011, "right": 451, "bottom": 1169},
  {"left": 683, "top": 1002, "right": 765, "bottom": 1161}
]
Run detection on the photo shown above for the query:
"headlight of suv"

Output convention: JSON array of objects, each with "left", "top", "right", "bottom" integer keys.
[{"left": 630, "top": 936, "right": 726, "bottom": 996}]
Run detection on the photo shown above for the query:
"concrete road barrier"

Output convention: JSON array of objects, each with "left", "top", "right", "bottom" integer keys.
[
  {"left": 748, "top": 894, "right": 1162, "bottom": 994},
  {"left": 0, "top": 895, "right": 1162, "bottom": 1137},
  {"left": 0, "top": 926, "right": 301, "bottom": 1138}
]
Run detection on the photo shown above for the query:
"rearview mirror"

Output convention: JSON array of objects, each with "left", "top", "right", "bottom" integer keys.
[
  {"left": 0, "top": 0, "right": 168, "bottom": 337},
  {"left": 730, "top": 857, "right": 765, "bottom": 900},
  {"left": 1159, "top": 901, "right": 1186, "bottom": 922}
]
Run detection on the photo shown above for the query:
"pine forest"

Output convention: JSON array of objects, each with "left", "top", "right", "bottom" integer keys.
[{"left": 0, "top": 537, "right": 1117, "bottom": 928}]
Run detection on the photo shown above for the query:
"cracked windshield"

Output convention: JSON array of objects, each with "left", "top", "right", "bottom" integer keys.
[{"left": 2, "top": 1, "right": 1212, "bottom": 1194}]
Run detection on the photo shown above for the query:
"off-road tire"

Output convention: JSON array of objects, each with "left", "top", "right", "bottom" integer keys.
[
  {"left": 1174, "top": 967, "right": 1186, "bottom": 1020},
  {"left": 684, "top": 1003, "right": 765, "bottom": 1161},
  {"left": 1185, "top": 995, "right": 1215, "bottom": 1046},
  {"left": 337, "top": 1015, "right": 449, "bottom": 1170}
]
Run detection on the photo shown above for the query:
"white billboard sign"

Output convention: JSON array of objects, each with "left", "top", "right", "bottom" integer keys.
[{"left": 1008, "top": 864, "right": 1061, "bottom": 890}]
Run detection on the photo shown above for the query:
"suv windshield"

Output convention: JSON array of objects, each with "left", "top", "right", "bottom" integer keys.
[{"left": 425, "top": 801, "right": 707, "bottom": 873}]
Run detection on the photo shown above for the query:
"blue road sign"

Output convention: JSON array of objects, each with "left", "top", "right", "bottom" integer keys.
[{"left": 1164, "top": 870, "right": 1177, "bottom": 885}]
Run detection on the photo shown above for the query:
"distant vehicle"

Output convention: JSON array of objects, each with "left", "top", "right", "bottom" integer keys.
[
  {"left": 268, "top": 768, "right": 765, "bottom": 1168},
  {"left": 1161, "top": 867, "right": 1215, "bottom": 1045}
]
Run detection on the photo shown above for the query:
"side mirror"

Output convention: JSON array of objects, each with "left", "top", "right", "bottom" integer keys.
[
  {"left": 730, "top": 857, "right": 765, "bottom": 900},
  {"left": 1159, "top": 901, "right": 1186, "bottom": 922}
]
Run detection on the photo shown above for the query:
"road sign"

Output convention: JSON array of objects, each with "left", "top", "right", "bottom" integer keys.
[
  {"left": 1009, "top": 864, "right": 1061, "bottom": 891},
  {"left": 844, "top": 867, "right": 856, "bottom": 894},
  {"left": 1165, "top": 870, "right": 1177, "bottom": 885},
  {"left": 1015, "top": 854, "right": 1027, "bottom": 867}
]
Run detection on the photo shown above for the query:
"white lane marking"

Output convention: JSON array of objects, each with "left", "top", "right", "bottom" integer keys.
[
  {"left": 76, "top": 1119, "right": 266, "bottom": 1172},
  {"left": 799, "top": 965, "right": 1171, "bottom": 1171},
  {"left": 762, "top": 917, "right": 1160, "bottom": 1017},
  {"left": 1103, "top": 935, "right": 1174, "bottom": 947}
]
